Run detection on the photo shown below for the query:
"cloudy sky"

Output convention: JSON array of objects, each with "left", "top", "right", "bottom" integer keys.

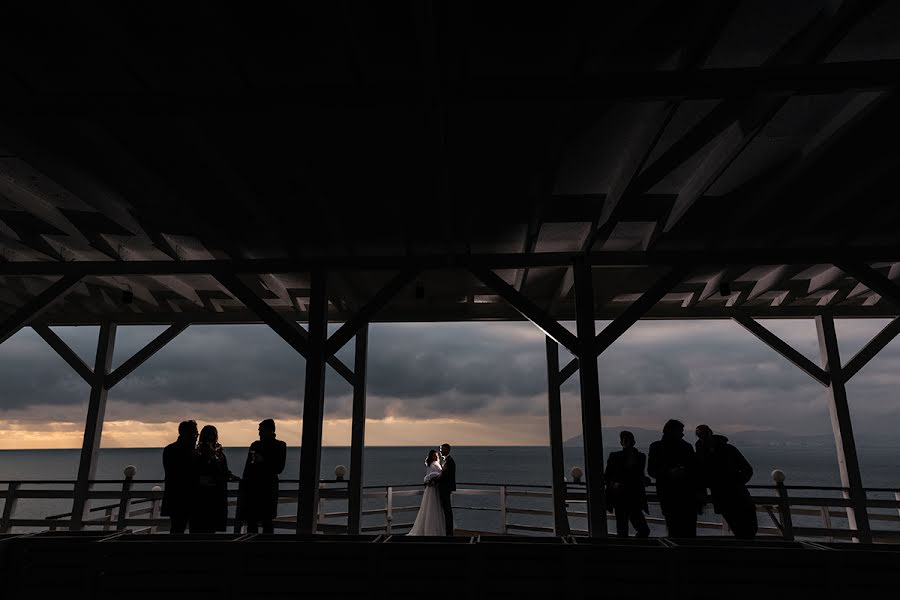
[{"left": 0, "top": 317, "right": 898, "bottom": 449}]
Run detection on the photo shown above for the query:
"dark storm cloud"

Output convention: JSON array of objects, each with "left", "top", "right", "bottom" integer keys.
[
  {"left": 0, "top": 332, "right": 92, "bottom": 410},
  {"left": 364, "top": 323, "right": 547, "bottom": 399},
  {"left": 0, "top": 323, "right": 549, "bottom": 421},
  {"left": 2, "top": 319, "right": 899, "bottom": 436}
]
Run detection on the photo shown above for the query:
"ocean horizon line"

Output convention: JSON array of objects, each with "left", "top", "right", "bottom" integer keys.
[{"left": 0, "top": 444, "right": 556, "bottom": 451}]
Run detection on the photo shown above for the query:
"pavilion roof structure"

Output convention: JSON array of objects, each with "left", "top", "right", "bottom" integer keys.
[{"left": 1, "top": 1, "right": 900, "bottom": 326}]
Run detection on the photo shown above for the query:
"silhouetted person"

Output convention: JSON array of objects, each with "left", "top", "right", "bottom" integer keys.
[
  {"left": 648, "top": 419, "right": 702, "bottom": 538},
  {"left": 695, "top": 424, "right": 758, "bottom": 540},
  {"left": 161, "top": 420, "right": 198, "bottom": 534},
  {"left": 437, "top": 443, "right": 456, "bottom": 536},
  {"left": 190, "top": 425, "right": 237, "bottom": 533},
  {"left": 238, "top": 419, "right": 287, "bottom": 534},
  {"left": 605, "top": 431, "right": 651, "bottom": 538}
]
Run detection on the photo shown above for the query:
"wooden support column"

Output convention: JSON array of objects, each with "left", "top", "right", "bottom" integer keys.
[
  {"left": 71, "top": 322, "right": 116, "bottom": 530},
  {"left": 573, "top": 257, "right": 607, "bottom": 536},
  {"left": 297, "top": 270, "right": 328, "bottom": 534},
  {"left": 348, "top": 324, "right": 369, "bottom": 535},
  {"left": 545, "top": 337, "right": 571, "bottom": 536},
  {"left": 815, "top": 315, "right": 872, "bottom": 543}
]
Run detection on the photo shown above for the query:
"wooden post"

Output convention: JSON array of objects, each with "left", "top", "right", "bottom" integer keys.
[
  {"left": 297, "top": 271, "right": 329, "bottom": 534},
  {"left": 815, "top": 315, "right": 872, "bottom": 543},
  {"left": 150, "top": 485, "right": 162, "bottom": 533},
  {"left": 572, "top": 257, "right": 607, "bottom": 536},
  {"left": 895, "top": 491, "right": 900, "bottom": 522},
  {"left": 116, "top": 466, "right": 136, "bottom": 531},
  {"left": 499, "top": 486, "right": 508, "bottom": 534},
  {"left": 71, "top": 322, "right": 116, "bottom": 531},
  {"left": 0, "top": 482, "right": 19, "bottom": 533},
  {"left": 775, "top": 477, "right": 794, "bottom": 541},
  {"left": 545, "top": 337, "right": 571, "bottom": 536},
  {"left": 233, "top": 503, "right": 243, "bottom": 534},
  {"left": 386, "top": 487, "right": 393, "bottom": 534},
  {"left": 821, "top": 506, "right": 834, "bottom": 542},
  {"left": 348, "top": 325, "right": 368, "bottom": 535}
]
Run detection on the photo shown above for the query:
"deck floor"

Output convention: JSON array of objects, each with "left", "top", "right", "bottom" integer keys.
[{"left": 2, "top": 532, "right": 899, "bottom": 599}]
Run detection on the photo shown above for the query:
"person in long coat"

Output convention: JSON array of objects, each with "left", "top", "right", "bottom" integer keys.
[
  {"left": 648, "top": 419, "right": 704, "bottom": 538},
  {"left": 695, "top": 424, "right": 758, "bottom": 540},
  {"left": 161, "top": 420, "right": 198, "bottom": 533},
  {"left": 190, "top": 425, "right": 237, "bottom": 533},
  {"left": 238, "top": 419, "right": 287, "bottom": 534},
  {"left": 605, "top": 430, "right": 651, "bottom": 537}
]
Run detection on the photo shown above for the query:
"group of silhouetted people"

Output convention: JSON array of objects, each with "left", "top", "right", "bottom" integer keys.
[
  {"left": 161, "top": 419, "right": 287, "bottom": 534},
  {"left": 605, "top": 419, "right": 758, "bottom": 539}
]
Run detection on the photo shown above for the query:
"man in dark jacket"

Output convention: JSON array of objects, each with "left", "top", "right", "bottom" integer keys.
[
  {"left": 605, "top": 431, "right": 650, "bottom": 538},
  {"left": 238, "top": 419, "right": 287, "bottom": 533},
  {"left": 161, "top": 420, "right": 198, "bottom": 534},
  {"left": 648, "top": 419, "right": 703, "bottom": 538},
  {"left": 438, "top": 443, "right": 456, "bottom": 536},
  {"left": 695, "top": 424, "right": 757, "bottom": 540}
]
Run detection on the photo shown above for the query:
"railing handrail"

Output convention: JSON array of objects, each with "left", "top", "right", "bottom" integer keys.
[
  {"left": 0, "top": 478, "right": 347, "bottom": 486},
  {"left": 6, "top": 479, "right": 897, "bottom": 494},
  {"left": 4, "top": 475, "right": 900, "bottom": 542}
]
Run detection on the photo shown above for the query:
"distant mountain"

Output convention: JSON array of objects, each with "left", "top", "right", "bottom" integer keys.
[
  {"left": 564, "top": 428, "right": 897, "bottom": 448},
  {"left": 564, "top": 427, "right": 661, "bottom": 448},
  {"left": 726, "top": 430, "right": 832, "bottom": 448}
]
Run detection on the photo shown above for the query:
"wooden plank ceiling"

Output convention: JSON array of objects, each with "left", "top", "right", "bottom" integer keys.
[{"left": 0, "top": 1, "right": 899, "bottom": 324}]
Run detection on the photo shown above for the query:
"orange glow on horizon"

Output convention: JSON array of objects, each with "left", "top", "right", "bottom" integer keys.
[{"left": 0, "top": 416, "right": 559, "bottom": 450}]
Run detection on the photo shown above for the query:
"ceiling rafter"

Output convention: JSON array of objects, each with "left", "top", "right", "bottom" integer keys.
[
  {"left": 582, "top": 1, "right": 740, "bottom": 252},
  {"left": 718, "top": 91, "right": 891, "bottom": 246},
  {"left": 0, "top": 162, "right": 89, "bottom": 245},
  {"left": 631, "top": 1, "right": 883, "bottom": 239}
]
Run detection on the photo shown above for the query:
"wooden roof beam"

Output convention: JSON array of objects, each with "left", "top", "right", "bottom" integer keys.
[
  {"left": 470, "top": 265, "right": 579, "bottom": 355},
  {"left": 724, "top": 91, "right": 890, "bottom": 245},
  {"left": 842, "top": 316, "right": 900, "bottom": 381},
  {"left": 733, "top": 312, "right": 830, "bottom": 386},
  {"left": 0, "top": 274, "right": 82, "bottom": 345},
  {"left": 214, "top": 271, "right": 354, "bottom": 384},
  {"left": 56, "top": 235, "right": 203, "bottom": 307},
  {"left": 31, "top": 323, "right": 94, "bottom": 384},
  {"left": 8, "top": 59, "right": 900, "bottom": 114},
  {"left": 0, "top": 131, "right": 152, "bottom": 243},
  {"left": 595, "top": 265, "right": 692, "bottom": 356},
  {"left": 325, "top": 268, "right": 420, "bottom": 357},
  {"left": 584, "top": 2, "right": 739, "bottom": 252},
  {"left": 637, "top": 1, "right": 882, "bottom": 234},
  {"left": 6, "top": 247, "right": 900, "bottom": 276},
  {"left": 835, "top": 262, "right": 900, "bottom": 307},
  {"left": 0, "top": 163, "right": 89, "bottom": 245},
  {"left": 747, "top": 265, "right": 806, "bottom": 301},
  {"left": 106, "top": 322, "right": 190, "bottom": 389},
  {"left": 807, "top": 266, "right": 847, "bottom": 294}
]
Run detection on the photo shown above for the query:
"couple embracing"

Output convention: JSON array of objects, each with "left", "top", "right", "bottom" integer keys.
[{"left": 407, "top": 443, "right": 456, "bottom": 536}]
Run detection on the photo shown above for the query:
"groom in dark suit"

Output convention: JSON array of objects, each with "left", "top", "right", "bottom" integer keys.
[{"left": 438, "top": 443, "right": 456, "bottom": 536}]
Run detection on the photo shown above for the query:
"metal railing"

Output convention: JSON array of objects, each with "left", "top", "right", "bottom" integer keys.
[{"left": 2, "top": 468, "right": 899, "bottom": 542}]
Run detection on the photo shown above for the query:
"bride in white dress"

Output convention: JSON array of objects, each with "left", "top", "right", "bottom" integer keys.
[{"left": 407, "top": 449, "right": 446, "bottom": 536}]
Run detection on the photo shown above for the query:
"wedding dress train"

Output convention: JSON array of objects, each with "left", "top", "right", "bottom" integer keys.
[{"left": 407, "top": 461, "right": 446, "bottom": 536}]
